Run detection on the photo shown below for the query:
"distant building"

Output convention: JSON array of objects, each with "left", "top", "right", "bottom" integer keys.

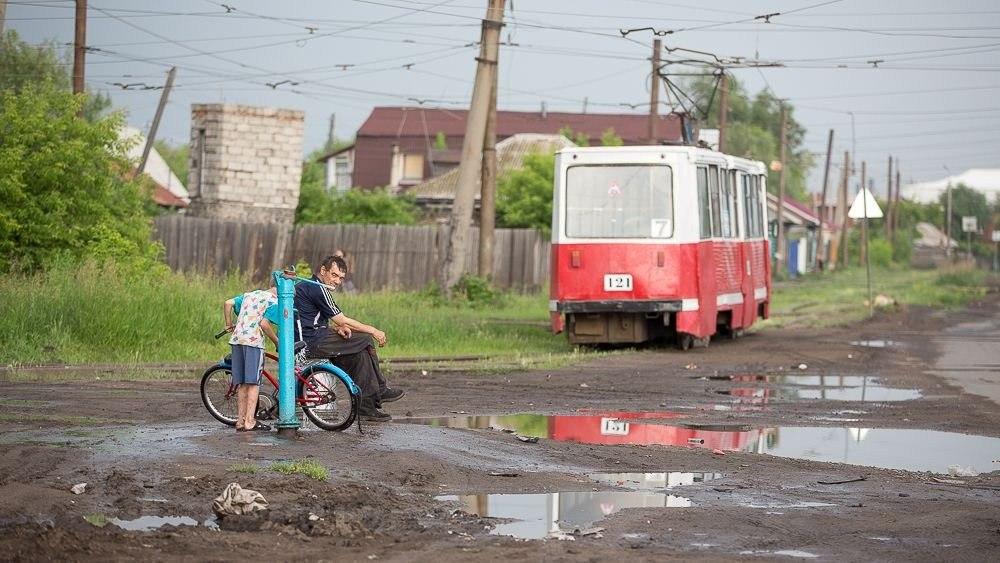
[
  {"left": 185, "top": 104, "right": 304, "bottom": 224},
  {"left": 119, "top": 126, "right": 189, "bottom": 209},
  {"left": 409, "top": 133, "right": 575, "bottom": 220},
  {"left": 901, "top": 168, "right": 1000, "bottom": 204},
  {"left": 329, "top": 106, "right": 684, "bottom": 191},
  {"left": 768, "top": 193, "right": 824, "bottom": 276}
]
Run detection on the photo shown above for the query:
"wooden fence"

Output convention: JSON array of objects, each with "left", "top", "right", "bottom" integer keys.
[{"left": 153, "top": 216, "right": 549, "bottom": 291}]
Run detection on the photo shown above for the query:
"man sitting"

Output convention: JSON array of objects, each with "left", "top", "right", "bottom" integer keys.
[{"left": 294, "top": 255, "right": 403, "bottom": 421}]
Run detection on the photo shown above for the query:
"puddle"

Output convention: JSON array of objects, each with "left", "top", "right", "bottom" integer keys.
[
  {"left": 589, "top": 471, "right": 723, "bottom": 490},
  {"left": 852, "top": 340, "right": 899, "bottom": 348},
  {"left": 718, "top": 385, "right": 923, "bottom": 403},
  {"left": 701, "top": 374, "right": 893, "bottom": 387},
  {"left": 396, "top": 413, "right": 1000, "bottom": 474},
  {"left": 437, "top": 490, "right": 691, "bottom": 539},
  {"left": 111, "top": 515, "right": 202, "bottom": 531},
  {"left": 741, "top": 549, "right": 820, "bottom": 558}
]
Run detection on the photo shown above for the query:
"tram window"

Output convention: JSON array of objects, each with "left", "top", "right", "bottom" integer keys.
[
  {"left": 719, "top": 169, "right": 737, "bottom": 238},
  {"left": 565, "top": 164, "right": 673, "bottom": 239},
  {"left": 742, "top": 174, "right": 762, "bottom": 238},
  {"left": 729, "top": 170, "right": 740, "bottom": 238},
  {"left": 708, "top": 166, "right": 722, "bottom": 238},
  {"left": 697, "top": 166, "right": 711, "bottom": 239}
]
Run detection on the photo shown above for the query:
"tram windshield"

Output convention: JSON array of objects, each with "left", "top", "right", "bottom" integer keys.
[{"left": 565, "top": 165, "right": 673, "bottom": 239}]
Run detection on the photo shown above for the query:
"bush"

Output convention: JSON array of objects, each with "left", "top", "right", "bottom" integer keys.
[
  {"left": 497, "top": 152, "right": 555, "bottom": 234},
  {"left": 0, "top": 83, "right": 155, "bottom": 273},
  {"left": 868, "top": 238, "right": 893, "bottom": 268}
]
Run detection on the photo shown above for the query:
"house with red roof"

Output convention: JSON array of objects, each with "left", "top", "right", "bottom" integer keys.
[{"left": 318, "top": 106, "right": 684, "bottom": 192}]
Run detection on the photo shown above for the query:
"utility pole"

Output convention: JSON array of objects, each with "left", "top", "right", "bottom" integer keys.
[
  {"left": 478, "top": 63, "right": 499, "bottom": 279},
  {"left": 1, "top": 0, "right": 8, "bottom": 35},
  {"left": 648, "top": 39, "right": 661, "bottom": 143},
  {"left": 582, "top": 97, "right": 588, "bottom": 114},
  {"left": 718, "top": 72, "right": 729, "bottom": 153},
  {"left": 840, "top": 151, "right": 851, "bottom": 268},
  {"left": 73, "top": 0, "right": 87, "bottom": 96},
  {"left": 327, "top": 113, "right": 336, "bottom": 149},
  {"left": 442, "top": 0, "right": 504, "bottom": 293},
  {"left": 884, "top": 155, "right": 894, "bottom": 238},
  {"left": 135, "top": 66, "right": 176, "bottom": 177},
  {"left": 859, "top": 160, "right": 867, "bottom": 267},
  {"left": 891, "top": 160, "right": 901, "bottom": 245},
  {"left": 817, "top": 129, "right": 834, "bottom": 270},
  {"left": 944, "top": 165, "right": 954, "bottom": 256},
  {"left": 776, "top": 102, "right": 787, "bottom": 274}
]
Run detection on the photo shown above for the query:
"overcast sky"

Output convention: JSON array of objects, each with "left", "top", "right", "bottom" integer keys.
[{"left": 8, "top": 0, "right": 1000, "bottom": 196}]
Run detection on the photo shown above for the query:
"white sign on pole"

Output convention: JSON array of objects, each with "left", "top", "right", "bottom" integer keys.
[
  {"left": 991, "top": 230, "right": 1000, "bottom": 242},
  {"left": 962, "top": 216, "right": 978, "bottom": 233},
  {"left": 847, "top": 188, "right": 884, "bottom": 219}
]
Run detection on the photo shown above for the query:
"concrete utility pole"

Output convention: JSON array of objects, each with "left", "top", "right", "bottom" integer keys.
[
  {"left": 776, "top": 102, "right": 787, "bottom": 273},
  {"left": 840, "top": 151, "right": 851, "bottom": 268},
  {"left": 884, "top": 155, "right": 894, "bottom": 238},
  {"left": 944, "top": 165, "right": 954, "bottom": 256},
  {"left": 135, "top": 67, "right": 176, "bottom": 177},
  {"left": 718, "top": 72, "right": 729, "bottom": 153},
  {"left": 442, "top": 0, "right": 504, "bottom": 293},
  {"left": 73, "top": 0, "right": 87, "bottom": 95},
  {"left": 327, "top": 113, "right": 336, "bottom": 149},
  {"left": 817, "top": 129, "right": 834, "bottom": 269},
  {"left": 648, "top": 39, "right": 661, "bottom": 143},
  {"left": 1, "top": 0, "right": 8, "bottom": 35},
  {"left": 891, "top": 160, "right": 901, "bottom": 245},
  {"left": 478, "top": 64, "right": 499, "bottom": 279}
]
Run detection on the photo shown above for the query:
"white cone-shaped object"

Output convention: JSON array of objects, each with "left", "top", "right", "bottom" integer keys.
[{"left": 848, "top": 188, "right": 884, "bottom": 219}]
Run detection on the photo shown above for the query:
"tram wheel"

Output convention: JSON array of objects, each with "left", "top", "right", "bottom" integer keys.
[{"left": 676, "top": 333, "right": 694, "bottom": 351}]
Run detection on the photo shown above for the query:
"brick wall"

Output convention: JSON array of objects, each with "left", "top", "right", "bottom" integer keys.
[{"left": 186, "top": 103, "right": 304, "bottom": 224}]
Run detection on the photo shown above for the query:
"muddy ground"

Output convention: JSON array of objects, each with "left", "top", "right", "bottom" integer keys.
[{"left": 2, "top": 294, "right": 999, "bottom": 561}]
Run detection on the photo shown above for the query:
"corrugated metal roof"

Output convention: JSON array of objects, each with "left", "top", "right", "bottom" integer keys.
[
  {"left": 410, "top": 133, "right": 575, "bottom": 200},
  {"left": 357, "top": 106, "right": 682, "bottom": 143}
]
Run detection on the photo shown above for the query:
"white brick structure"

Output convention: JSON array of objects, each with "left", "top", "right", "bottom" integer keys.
[{"left": 186, "top": 104, "right": 304, "bottom": 224}]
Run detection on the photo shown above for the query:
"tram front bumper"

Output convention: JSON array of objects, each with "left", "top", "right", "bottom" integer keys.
[{"left": 554, "top": 300, "right": 683, "bottom": 314}]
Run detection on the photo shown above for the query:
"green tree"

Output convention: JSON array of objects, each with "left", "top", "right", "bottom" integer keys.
[
  {"left": 434, "top": 131, "right": 448, "bottom": 150},
  {"left": 558, "top": 125, "right": 590, "bottom": 147},
  {"left": 496, "top": 152, "right": 556, "bottom": 234},
  {"left": 941, "top": 183, "right": 989, "bottom": 242},
  {"left": 1, "top": 30, "right": 111, "bottom": 122},
  {"left": 687, "top": 75, "right": 813, "bottom": 201},
  {"left": 600, "top": 127, "right": 624, "bottom": 147},
  {"left": 154, "top": 140, "right": 189, "bottom": 184},
  {"left": 0, "top": 84, "right": 156, "bottom": 272}
]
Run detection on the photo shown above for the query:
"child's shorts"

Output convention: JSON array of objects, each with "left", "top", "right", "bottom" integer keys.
[{"left": 231, "top": 344, "right": 264, "bottom": 385}]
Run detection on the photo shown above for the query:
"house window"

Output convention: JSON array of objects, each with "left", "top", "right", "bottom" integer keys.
[
  {"left": 334, "top": 155, "right": 352, "bottom": 191},
  {"left": 396, "top": 152, "right": 424, "bottom": 184}
]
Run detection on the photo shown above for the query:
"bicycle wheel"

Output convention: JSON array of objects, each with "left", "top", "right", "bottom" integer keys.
[
  {"left": 200, "top": 365, "right": 238, "bottom": 426},
  {"left": 300, "top": 366, "right": 358, "bottom": 431}
]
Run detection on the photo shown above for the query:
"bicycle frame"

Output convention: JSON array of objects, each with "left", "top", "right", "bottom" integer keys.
[{"left": 215, "top": 351, "right": 361, "bottom": 406}]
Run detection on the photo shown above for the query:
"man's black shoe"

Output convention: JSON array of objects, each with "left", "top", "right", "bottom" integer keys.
[
  {"left": 359, "top": 403, "right": 391, "bottom": 422},
  {"left": 379, "top": 388, "right": 405, "bottom": 403}
]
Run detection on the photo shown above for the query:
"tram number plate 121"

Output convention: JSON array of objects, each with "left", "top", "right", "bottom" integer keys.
[{"left": 604, "top": 273, "right": 633, "bottom": 291}]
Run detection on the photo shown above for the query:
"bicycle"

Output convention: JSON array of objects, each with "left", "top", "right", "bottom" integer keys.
[{"left": 201, "top": 333, "right": 361, "bottom": 432}]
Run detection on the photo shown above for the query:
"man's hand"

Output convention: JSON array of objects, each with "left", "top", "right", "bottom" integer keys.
[
  {"left": 336, "top": 325, "right": 352, "bottom": 339},
  {"left": 372, "top": 328, "right": 387, "bottom": 347}
]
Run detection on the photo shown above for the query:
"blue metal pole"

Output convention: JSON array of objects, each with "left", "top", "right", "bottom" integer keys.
[{"left": 275, "top": 270, "right": 300, "bottom": 436}]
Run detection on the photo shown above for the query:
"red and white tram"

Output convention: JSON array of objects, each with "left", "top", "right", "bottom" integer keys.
[{"left": 549, "top": 145, "right": 771, "bottom": 348}]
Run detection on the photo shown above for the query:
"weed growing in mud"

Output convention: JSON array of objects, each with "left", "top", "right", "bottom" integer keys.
[
  {"left": 269, "top": 459, "right": 328, "bottom": 481},
  {"left": 229, "top": 463, "right": 261, "bottom": 474}
]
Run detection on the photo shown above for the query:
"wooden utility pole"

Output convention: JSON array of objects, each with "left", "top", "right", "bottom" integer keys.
[
  {"left": 817, "top": 129, "right": 834, "bottom": 269},
  {"left": 718, "top": 72, "right": 729, "bottom": 153},
  {"left": 135, "top": 67, "right": 176, "bottom": 177},
  {"left": 478, "top": 67, "right": 499, "bottom": 278},
  {"left": 73, "top": 0, "right": 87, "bottom": 95},
  {"left": 648, "top": 39, "right": 661, "bottom": 143},
  {"left": 776, "top": 103, "right": 788, "bottom": 273},
  {"left": 891, "top": 160, "right": 901, "bottom": 245},
  {"left": 839, "top": 151, "right": 851, "bottom": 268},
  {"left": 884, "top": 155, "right": 894, "bottom": 238},
  {"left": 859, "top": 160, "right": 867, "bottom": 267},
  {"left": 442, "top": 0, "right": 504, "bottom": 293}
]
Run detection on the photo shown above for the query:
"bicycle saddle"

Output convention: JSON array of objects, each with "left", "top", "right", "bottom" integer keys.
[{"left": 294, "top": 341, "right": 307, "bottom": 353}]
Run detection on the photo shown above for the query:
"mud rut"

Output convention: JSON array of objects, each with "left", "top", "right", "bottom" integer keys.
[{"left": 1, "top": 296, "right": 999, "bottom": 561}]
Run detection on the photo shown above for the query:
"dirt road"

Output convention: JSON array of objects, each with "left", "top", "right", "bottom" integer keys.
[{"left": 2, "top": 295, "right": 999, "bottom": 561}]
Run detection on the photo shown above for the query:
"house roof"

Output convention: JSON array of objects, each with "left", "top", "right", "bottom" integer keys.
[
  {"left": 151, "top": 184, "right": 188, "bottom": 208},
  {"left": 410, "top": 133, "right": 576, "bottom": 201},
  {"left": 119, "top": 126, "right": 188, "bottom": 202},
  {"left": 900, "top": 168, "right": 1000, "bottom": 204},
  {"left": 356, "top": 106, "right": 683, "bottom": 143},
  {"left": 767, "top": 192, "right": 821, "bottom": 227},
  {"left": 316, "top": 142, "right": 356, "bottom": 163}
]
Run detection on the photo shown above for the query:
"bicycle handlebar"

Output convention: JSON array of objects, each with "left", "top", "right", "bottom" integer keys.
[{"left": 214, "top": 328, "right": 230, "bottom": 339}]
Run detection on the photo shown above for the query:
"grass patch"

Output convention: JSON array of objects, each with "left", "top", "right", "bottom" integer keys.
[
  {"left": 0, "top": 413, "right": 128, "bottom": 425},
  {"left": 228, "top": 462, "right": 261, "bottom": 474},
  {"left": 0, "top": 399, "right": 50, "bottom": 408},
  {"left": 0, "top": 262, "right": 576, "bottom": 365},
  {"left": 83, "top": 513, "right": 109, "bottom": 527},
  {"left": 761, "top": 265, "right": 988, "bottom": 329},
  {"left": 269, "top": 459, "right": 328, "bottom": 481}
]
